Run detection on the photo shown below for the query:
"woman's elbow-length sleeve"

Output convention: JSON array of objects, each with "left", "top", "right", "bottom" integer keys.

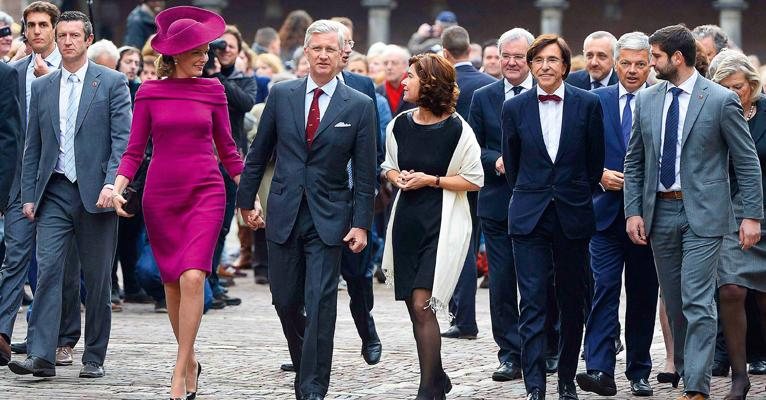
[
  {"left": 213, "top": 103, "right": 245, "bottom": 178},
  {"left": 116, "top": 99, "right": 151, "bottom": 181}
]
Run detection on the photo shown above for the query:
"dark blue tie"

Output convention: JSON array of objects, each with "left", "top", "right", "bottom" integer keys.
[
  {"left": 660, "top": 87, "right": 684, "bottom": 189},
  {"left": 512, "top": 86, "right": 523, "bottom": 96},
  {"left": 592, "top": 81, "right": 603, "bottom": 89},
  {"left": 621, "top": 93, "right": 634, "bottom": 146}
]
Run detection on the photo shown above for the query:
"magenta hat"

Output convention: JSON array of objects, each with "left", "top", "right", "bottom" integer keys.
[{"left": 151, "top": 6, "right": 225, "bottom": 56}]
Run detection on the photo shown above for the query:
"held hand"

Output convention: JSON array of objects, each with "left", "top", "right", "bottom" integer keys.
[
  {"left": 96, "top": 187, "right": 114, "bottom": 209},
  {"left": 401, "top": 171, "right": 435, "bottom": 191},
  {"left": 33, "top": 53, "right": 50, "bottom": 77},
  {"left": 112, "top": 193, "right": 134, "bottom": 218},
  {"left": 343, "top": 227, "right": 368, "bottom": 253},
  {"left": 233, "top": 174, "right": 241, "bottom": 186},
  {"left": 417, "top": 23, "right": 432, "bottom": 36},
  {"left": 600, "top": 169, "right": 625, "bottom": 191},
  {"left": 739, "top": 218, "right": 761, "bottom": 250},
  {"left": 22, "top": 203, "right": 35, "bottom": 221},
  {"left": 626, "top": 216, "right": 648, "bottom": 245},
  {"left": 392, "top": 170, "right": 412, "bottom": 190},
  {"left": 495, "top": 157, "right": 505, "bottom": 175}
]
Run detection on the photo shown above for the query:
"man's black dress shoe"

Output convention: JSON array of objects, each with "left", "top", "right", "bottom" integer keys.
[
  {"left": 545, "top": 356, "right": 559, "bottom": 374},
  {"left": 749, "top": 360, "right": 766, "bottom": 375},
  {"left": 361, "top": 340, "right": 382, "bottom": 365},
  {"left": 558, "top": 380, "right": 579, "bottom": 399},
  {"left": 10, "top": 340, "right": 27, "bottom": 354},
  {"left": 630, "top": 377, "right": 653, "bottom": 396},
  {"left": 214, "top": 293, "right": 241, "bottom": 306},
  {"left": 79, "top": 362, "right": 105, "bottom": 378},
  {"left": 576, "top": 371, "right": 615, "bottom": 396},
  {"left": 656, "top": 371, "right": 680, "bottom": 388},
  {"left": 712, "top": 360, "right": 730, "bottom": 377},
  {"left": 440, "top": 325, "right": 477, "bottom": 339},
  {"left": 8, "top": 356, "right": 55, "bottom": 377},
  {"left": 280, "top": 363, "right": 296, "bottom": 372},
  {"left": 0, "top": 335, "right": 10, "bottom": 366},
  {"left": 526, "top": 388, "right": 544, "bottom": 400},
  {"left": 208, "top": 299, "right": 226, "bottom": 310},
  {"left": 302, "top": 393, "right": 323, "bottom": 400},
  {"left": 492, "top": 361, "right": 521, "bottom": 381}
]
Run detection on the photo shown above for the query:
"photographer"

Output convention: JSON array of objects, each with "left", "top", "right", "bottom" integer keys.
[
  {"left": 0, "top": 11, "right": 13, "bottom": 62},
  {"left": 407, "top": 10, "right": 457, "bottom": 55}
]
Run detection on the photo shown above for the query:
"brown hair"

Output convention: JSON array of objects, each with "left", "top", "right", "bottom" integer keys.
[
  {"left": 441, "top": 25, "right": 470, "bottom": 58},
  {"left": 155, "top": 54, "right": 175, "bottom": 78},
  {"left": 23, "top": 1, "right": 60, "bottom": 26},
  {"left": 409, "top": 53, "right": 459, "bottom": 116},
  {"left": 224, "top": 24, "right": 243, "bottom": 52},
  {"left": 694, "top": 40, "right": 709, "bottom": 76},
  {"left": 331, "top": 17, "right": 353, "bottom": 32},
  {"left": 526, "top": 34, "right": 572, "bottom": 79},
  {"left": 278, "top": 10, "right": 313, "bottom": 54}
]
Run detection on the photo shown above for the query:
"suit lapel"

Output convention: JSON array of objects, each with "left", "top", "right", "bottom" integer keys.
[
  {"left": 489, "top": 80, "right": 504, "bottom": 117},
  {"left": 74, "top": 62, "right": 101, "bottom": 137},
  {"left": 48, "top": 70, "right": 62, "bottom": 143},
  {"left": 652, "top": 82, "right": 667, "bottom": 161},
  {"left": 18, "top": 56, "right": 32, "bottom": 129},
  {"left": 681, "top": 77, "right": 708, "bottom": 149},
  {"left": 525, "top": 92, "right": 550, "bottom": 165},
  {"left": 289, "top": 78, "right": 308, "bottom": 140},
  {"left": 313, "top": 82, "right": 350, "bottom": 142},
  {"left": 556, "top": 85, "right": 579, "bottom": 164},
  {"left": 605, "top": 86, "right": 624, "bottom": 151}
]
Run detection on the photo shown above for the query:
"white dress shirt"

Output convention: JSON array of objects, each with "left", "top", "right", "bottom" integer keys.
[
  {"left": 504, "top": 73, "right": 534, "bottom": 101},
  {"left": 618, "top": 82, "right": 638, "bottom": 126},
  {"left": 454, "top": 61, "right": 473, "bottom": 68},
  {"left": 304, "top": 75, "right": 338, "bottom": 127},
  {"left": 56, "top": 62, "right": 88, "bottom": 174},
  {"left": 537, "top": 83, "right": 565, "bottom": 162},
  {"left": 591, "top": 69, "right": 613, "bottom": 89},
  {"left": 658, "top": 71, "right": 698, "bottom": 191},
  {"left": 26, "top": 46, "right": 61, "bottom": 124}
]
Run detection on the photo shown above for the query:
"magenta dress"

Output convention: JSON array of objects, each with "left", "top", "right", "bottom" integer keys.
[{"left": 117, "top": 78, "right": 244, "bottom": 283}]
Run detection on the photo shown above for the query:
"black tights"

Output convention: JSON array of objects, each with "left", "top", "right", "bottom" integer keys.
[
  {"left": 406, "top": 289, "right": 447, "bottom": 400},
  {"left": 719, "top": 284, "right": 766, "bottom": 396}
]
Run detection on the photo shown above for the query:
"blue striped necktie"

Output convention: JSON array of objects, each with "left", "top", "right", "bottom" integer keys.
[
  {"left": 621, "top": 93, "right": 634, "bottom": 146},
  {"left": 61, "top": 74, "right": 79, "bottom": 182},
  {"left": 660, "top": 87, "right": 684, "bottom": 189}
]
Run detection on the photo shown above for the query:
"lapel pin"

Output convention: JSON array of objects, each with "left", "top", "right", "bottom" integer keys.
[{"left": 92, "top": 81, "right": 98, "bottom": 87}]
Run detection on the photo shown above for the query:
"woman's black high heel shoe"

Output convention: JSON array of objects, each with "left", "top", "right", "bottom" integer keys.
[
  {"left": 656, "top": 371, "right": 680, "bottom": 388},
  {"left": 186, "top": 362, "right": 202, "bottom": 400},
  {"left": 723, "top": 380, "right": 750, "bottom": 400}
]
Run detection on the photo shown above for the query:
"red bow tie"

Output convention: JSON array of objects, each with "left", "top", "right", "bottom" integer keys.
[{"left": 538, "top": 94, "right": 562, "bottom": 103}]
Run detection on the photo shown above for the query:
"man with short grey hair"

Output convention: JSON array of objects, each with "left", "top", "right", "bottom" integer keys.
[
  {"left": 87, "top": 39, "right": 119, "bottom": 69},
  {"left": 692, "top": 24, "right": 729, "bottom": 62},
  {"left": 567, "top": 31, "right": 618, "bottom": 90},
  {"left": 577, "top": 31, "right": 657, "bottom": 397},
  {"left": 253, "top": 26, "right": 280, "bottom": 56},
  {"left": 375, "top": 45, "right": 415, "bottom": 116}
]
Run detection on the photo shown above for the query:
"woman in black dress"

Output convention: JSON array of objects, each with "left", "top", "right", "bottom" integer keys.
[{"left": 381, "top": 53, "right": 483, "bottom": 399}]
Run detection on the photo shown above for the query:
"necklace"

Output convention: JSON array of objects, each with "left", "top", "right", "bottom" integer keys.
[{"left": 745, "top": 105, "right": 756, "bottom": 121}]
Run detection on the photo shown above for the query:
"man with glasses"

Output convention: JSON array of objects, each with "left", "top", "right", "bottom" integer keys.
[
  {"left": 501, "top": 34, "right": 604, "bottom": 400},
  {"left": 576, "top": 31, "right": 657, "bottom": 397}
]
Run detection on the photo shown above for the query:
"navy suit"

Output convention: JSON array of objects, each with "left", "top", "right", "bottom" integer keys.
[
  {"left": 585, "top": 84, "right": 658, "bottom": 380},
  {"left": 448, "top": 64, "right": 496, "bottom": 335},
  {"left": 0, "top": 62, "right": 19, "bottom": 213},
  {"left": 565, "top": 69, "right": 618, "bottom": 91},
  {"left": 502, "top": 83, "right": 604, "bottom": 392}
]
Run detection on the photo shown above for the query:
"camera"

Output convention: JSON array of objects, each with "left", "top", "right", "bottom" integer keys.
[{"left": 203, "top": 38, "right": 227, "bottom": 75}]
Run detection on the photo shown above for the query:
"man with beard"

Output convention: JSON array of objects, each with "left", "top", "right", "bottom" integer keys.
[{"left": 623, "top": 24, "right": 762, "bottom": 400}]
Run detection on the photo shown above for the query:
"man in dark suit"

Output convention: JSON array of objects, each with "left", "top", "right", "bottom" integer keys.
[
  {"left": 468, "top": 27, "right": 534, "bottom": 382},
  {"left": 10, "top": 11, "right": 131, "bottom": 379},
  {"left": 575, "top": 31, "right": 657, "bottom": 397},
  {"left": 438, "top": 25, "right": 496, "bottom": 341},
  {"left": 502, "top": 34, "right": 604, "bottom": 400},
  {"left": 237, "top": 20, "right": 376, "bottom": 400},
  {"left": 0, "top": 63, "right": 20, "bottom": 223},
  {"left": 375, "top": 44, "right": 416, "bottom": 116},
  {"left": 566, "top": 31, "right": 618, "bottom": 91}
]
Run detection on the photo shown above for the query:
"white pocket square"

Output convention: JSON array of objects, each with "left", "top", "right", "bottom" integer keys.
[{"left": 334, "top": 122, "right": 352, "bottom": 128}]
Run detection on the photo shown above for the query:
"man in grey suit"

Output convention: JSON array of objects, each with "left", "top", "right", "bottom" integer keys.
[
  {"left": 8, "top": 11, "right": 131, "bottom": 379},
  {"left": 237, "top": 20, "right": 376, "bottom": 400},
  {"left": 623, "top": 24, "right": 762, "bottom": 400}
]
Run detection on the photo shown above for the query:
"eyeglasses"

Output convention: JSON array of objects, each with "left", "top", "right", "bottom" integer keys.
[
  {"left": 531, "top": 57, "right": 562, "bottom": 67},
  {"left": 345, "top": 40, "right": 355, "bottom": 49},
  {"left": 501, "top": 54, "right": 526, "bottom": 63}
]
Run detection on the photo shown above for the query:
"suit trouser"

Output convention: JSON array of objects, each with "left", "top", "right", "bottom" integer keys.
[
  {"left": 585, "top": 210, "right": 658, "bottom": 379},
  {"left": 268, "top": 200, "right": 342, "bottom": 398},
  {"left": 650, "top": 198, "right": 719, "bottom": 395},
  {"left": 513, "top": 202, "right": 587, "bottom": 392},
  {"left": 449, "top": 193, "right": 479, "bottom": 334},
  {"left": 340, "top": 231, "right": 379, "bottom": 345},
  {"left": 481, "top": 216, "right": 521, "bottom": 364},
  {"left": 29, "top": 175, "right": 117, "bottom": 365}
]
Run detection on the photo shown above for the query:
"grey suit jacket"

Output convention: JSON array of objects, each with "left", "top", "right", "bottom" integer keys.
[
  {"left": 21, "top": 61, "right": 132, "bottom": 215},
  {"left": 624, "top": 76, "right": 763, "bottom": 237}
]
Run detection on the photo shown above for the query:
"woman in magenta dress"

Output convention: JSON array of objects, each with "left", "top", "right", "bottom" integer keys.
[{"left": 112, "top": 7, "right": 250, "bottom": 400}]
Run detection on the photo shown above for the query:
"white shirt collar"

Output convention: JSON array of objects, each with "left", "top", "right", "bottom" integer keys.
[
  {"left": 505, "top": 73, "right": 534, "bottom": 93},
  {"left": 618, "top": 82, "right": 641, "bottom": 98},
  {"left": 306, "top": 74, "right": 339, "bottom": 97},
  {"left": 454, "top": 61, "right": 473, "bottom": 68},
  {"left": 61, "top": 61, "right": 88, "bottom": 84},
  {"left": 536, "top": 82, "right": 565, "bottom": 100},
  {"left": 336, "top": 71, "right": 345, "bottom": 83},
  {"left": 668, "top": 70, "right": 698, "bottom": 95},
  {"left": 593, "top": 69, "right": 613, "bottom": 87}
]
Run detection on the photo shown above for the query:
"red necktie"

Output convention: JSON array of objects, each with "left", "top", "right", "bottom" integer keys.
[
  {"left": 538, "top": 94, "right": 562, "bottom": 103},
  {"left": 306, "top": 88, "right": 324, "bottom": 149}
]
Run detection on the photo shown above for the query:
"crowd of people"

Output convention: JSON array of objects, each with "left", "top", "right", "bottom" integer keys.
[{"left": 1, "top": 1, "right": 766, "bottom": 400}]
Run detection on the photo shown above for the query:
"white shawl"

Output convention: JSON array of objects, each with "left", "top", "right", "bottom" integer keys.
[{"left": 381, "top": 110, "right": 484, "bottom": 316}]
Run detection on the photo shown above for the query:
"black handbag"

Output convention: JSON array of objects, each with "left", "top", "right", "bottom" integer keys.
[{"left": 122, "top": 186, "right": 141, "bottom": 215}]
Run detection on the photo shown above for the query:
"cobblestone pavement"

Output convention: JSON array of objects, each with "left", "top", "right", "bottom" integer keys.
[{"left": 1, "top": 272, "right": 765, "bottom": 399}]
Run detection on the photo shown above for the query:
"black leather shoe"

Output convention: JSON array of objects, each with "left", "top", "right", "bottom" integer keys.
[
  {"left": 79, "top": 362, "right": 105, "bottom": 378},
  {"left": 576, "top": 371, "right": 615, "bottom": 396},
  {"left": 712, "top": 360, "right": 730, "bottom": 377},
  {"left": 558, "top": 380, "right": 578, "bottom": 399},
  {"left": 10, "top": 340, "right": 27, "bottom": 354},
  {"left": 301, "top": 393, "right": 323, "bottom": 400},
  {"left": 214, "top": 293, "right": 241, "bottom": 306},
  {"left": 0, "top": 335, "right": 10, "bottom": 366},
  {"left": 526, "top": 388, "right": 545, "bottom": 400},
  {"left": 545, "top": 356, "right": 559, "bottom": 374},
  {"left": 440, "top": 325, "right": 477, "bottom": 339},
  {"left": 361, "top": 340, "right": 382, "bottom": 365},
  {"left": 630, "top": 377, "right": 653, "bottom": 396},
  {"left": 186, "top": 362, "right": 202, "bottom": 400},
  {"left": 492, "top": 361, "right": 521, "bottom": 381},
  {"left": 749, "top": 360, "right": 766, "bottom": 375},
  {"left": 208, "top": 299, "right": 226, "bottom": 310},
  {"left": 280, "top": 362, "right": 295, "bottom": 372},
  {"left": 656, "top": 371, "right": 680, "bottom": 388},
  {"left": 8, "top": 356, "right": 55, "bottom": 377}
]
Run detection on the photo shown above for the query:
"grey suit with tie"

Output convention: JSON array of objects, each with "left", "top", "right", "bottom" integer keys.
[
  {"left": 20, "top": 61, "right": 131, "bottom": 367},
  {"left": 624, "top": 76, "right": 763, "bottom": 394}
]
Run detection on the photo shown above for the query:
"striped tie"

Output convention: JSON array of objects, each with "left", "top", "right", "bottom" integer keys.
[{"left": 61, "top": 74, "right": 79, "bottom": 182}]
